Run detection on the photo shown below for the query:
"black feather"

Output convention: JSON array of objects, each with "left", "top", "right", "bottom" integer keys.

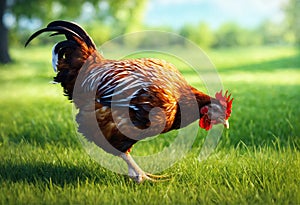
[
  {"left": 25, "top": 20, "right": 96, "bottom": 49},
  {"left": 47, "top": 20, "right": 96, "bottom": 48},
  {"left": 54, "top": 40, "right": 78, "bottom": 58}
]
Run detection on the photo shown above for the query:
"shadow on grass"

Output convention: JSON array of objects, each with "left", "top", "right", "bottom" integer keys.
[
  {"left": 219, "top": 50, "right": 300, "bottom": 72},
  {"left": 179, "top": 49, "right": 300, "bottom": 76},
  {"left": 0, "top": 160, "right": 125, "bottom": 186}
]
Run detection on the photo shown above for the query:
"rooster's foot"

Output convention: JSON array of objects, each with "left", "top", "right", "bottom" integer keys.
[{"left": 120, "top": 152, "right": 170, "bottom": 183}]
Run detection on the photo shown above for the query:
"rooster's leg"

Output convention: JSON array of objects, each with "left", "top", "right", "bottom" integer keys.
[{"left": 120, "top": 152, "right": 168, "bottom": 183}]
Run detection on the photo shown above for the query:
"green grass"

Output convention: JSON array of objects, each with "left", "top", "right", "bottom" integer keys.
[{"left": 0, "top": 45, "right": 300, "bottom": 204}]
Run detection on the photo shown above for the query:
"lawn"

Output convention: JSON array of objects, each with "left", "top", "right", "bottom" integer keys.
[{"left": 0, "top": 45, "right": 299, "bottom": 204}]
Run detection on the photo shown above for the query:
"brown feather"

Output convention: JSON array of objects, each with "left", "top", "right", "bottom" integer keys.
[{"left": 26, "top": 21, "right": 217, "bottom": 155}]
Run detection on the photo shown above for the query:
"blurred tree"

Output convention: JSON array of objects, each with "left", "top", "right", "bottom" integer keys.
[
  {"left": 257, "top": 20, "right": 286, "bottom": 45},
  {"left": 285, "top": 0, "right": 300, "bottom": 45},
  {"left": 0, "top": 0, "right": 147, "bottom": 64},
  {"left": 113, "top": 0, "right": 147, "bottom": 48},
  {"left": 179, "top": 24, "right": 195, "bottom": 44},
  {"left": 214, "top": 23, "right": 241, "bottom": 47},
  {"left": 0, "top": 0, "right": 11, "bottom": 63},
  {"left": 179, "top": 23, "right": 214, "bottom": 49},
  {"left": 179, "top": 20, "right": 290, "bottom": 48},
  {"left": 195, "top": 23, "right": 214, "bottom": 49},
  {"left": 213, "top": 23, "right": 261, "bottom": 48}
]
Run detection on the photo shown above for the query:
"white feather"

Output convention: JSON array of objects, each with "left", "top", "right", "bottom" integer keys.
[{"left": 51, "top": 43, "right": 58, "bottom": 72}]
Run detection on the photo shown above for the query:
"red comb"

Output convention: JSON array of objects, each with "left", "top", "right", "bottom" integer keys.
[{"left": 215, "top": 90, "right": 234, "bottom": 120}]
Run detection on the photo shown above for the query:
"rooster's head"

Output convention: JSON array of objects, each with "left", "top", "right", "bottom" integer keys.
[{"left": 199, "top": 90, "right": 234, "bottom": 131}]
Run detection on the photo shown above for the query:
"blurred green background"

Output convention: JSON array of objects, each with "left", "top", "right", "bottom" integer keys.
[{"left": 0, "top": 0, "right": 300, "bottom": 63}]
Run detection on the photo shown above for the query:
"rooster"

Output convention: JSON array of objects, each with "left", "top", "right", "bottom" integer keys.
[{"left": 25, "top": 20, "right": 233, "bottom": 183}]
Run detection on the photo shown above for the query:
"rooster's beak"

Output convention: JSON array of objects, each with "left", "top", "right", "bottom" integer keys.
[{"left": 224, "top": 120, "right": 229, "bottom": 129}]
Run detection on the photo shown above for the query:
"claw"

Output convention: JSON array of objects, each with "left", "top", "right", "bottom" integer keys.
[
  {"left": 146, "top": 173, "right": 170, "bottom": 179},
  {"left": 131, "top": 173, "right": 170, "bottom": 183},
  {"left": 146, "top": 173, "right": 170, "bottom": 182}
]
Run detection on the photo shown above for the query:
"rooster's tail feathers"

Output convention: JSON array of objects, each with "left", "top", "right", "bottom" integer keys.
[
  {"left": 25, "top": 20, "right": 96, "bottom": 49},
  {"left": 25, "top": 20, "right": 99, "bottom": 100}
]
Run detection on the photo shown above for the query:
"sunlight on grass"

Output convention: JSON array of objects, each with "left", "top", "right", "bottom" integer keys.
[
  {"left": 208, "top": 46, "right": 299, "bottom": 69},
  {"left": 222, "top": 69, "right": 300, "bottom": 85}
]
